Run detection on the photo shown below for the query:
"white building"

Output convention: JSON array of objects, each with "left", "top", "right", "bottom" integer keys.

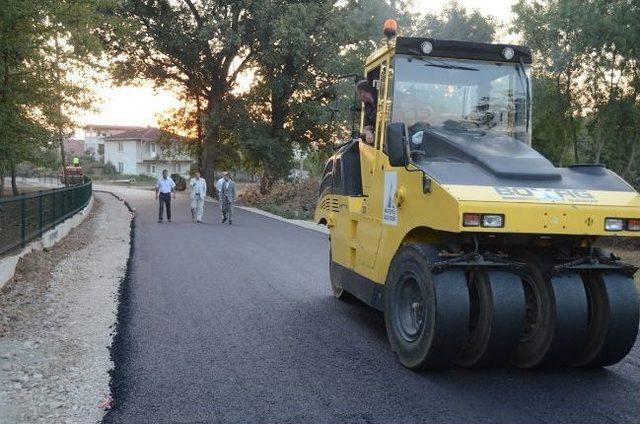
[
  {"left": 103, "top": 127, "right": 195, "bottom": 178},
  {"left": 84, "top": 124, "right": 145, "bottom": 162}
]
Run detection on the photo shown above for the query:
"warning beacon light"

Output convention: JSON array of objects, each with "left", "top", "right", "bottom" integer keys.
[{"left": 383, "top": 19, "right": 398, "bottom": 38}]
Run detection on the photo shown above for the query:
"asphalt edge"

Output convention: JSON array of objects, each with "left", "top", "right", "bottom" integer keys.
[
  {"left": 95, "top": 190, "right": 136, "bottom": 422},
  {"left": 205, "top": 197, "right": 328, "bottom": 235}
]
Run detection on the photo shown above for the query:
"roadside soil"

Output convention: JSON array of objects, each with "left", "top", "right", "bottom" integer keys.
[{"left": 0, "top": 192, "right": 131, "bottom": 424}]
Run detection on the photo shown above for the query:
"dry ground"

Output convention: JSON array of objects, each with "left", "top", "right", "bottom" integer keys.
[{"left": 0, "top": 192, "right": 131, "bottom": 424}]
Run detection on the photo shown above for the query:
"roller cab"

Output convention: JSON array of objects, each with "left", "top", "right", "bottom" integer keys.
[{"left": 316, "top": 22, "right": 640, "bottom": 369}]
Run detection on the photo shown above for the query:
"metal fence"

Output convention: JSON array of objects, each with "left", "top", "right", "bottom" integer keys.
[{"left": 0, "top": 182, "right": 92, "bottom": 257}]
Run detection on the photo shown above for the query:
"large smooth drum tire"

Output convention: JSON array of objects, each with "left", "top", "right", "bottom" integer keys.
[
  {"left": 572, "top": 271, "right": 639, "bottom": 367},
  {"left": 384, "top": 244, "right": 469, "bottom": 369},
  {"left": 511, "top": 250, "right": 588, "bottom": 368},
  {"left": 457, "top": 269, "right": 525, "bottom": 367}
]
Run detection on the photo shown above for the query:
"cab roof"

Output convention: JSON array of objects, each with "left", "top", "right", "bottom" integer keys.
[{"left": 367, "top": 37, "right": 532, "bottom": 65}]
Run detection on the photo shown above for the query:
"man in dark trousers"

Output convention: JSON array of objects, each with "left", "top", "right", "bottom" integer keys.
[
  {"left": 220, "top": 172, "right": 236, "bottom": 225},
  {"left": 155, "top": 169, "right": 176, "bottom": 223}
]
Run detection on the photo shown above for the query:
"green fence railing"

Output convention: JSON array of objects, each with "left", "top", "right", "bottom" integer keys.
[{"left": 0, "top": 182, "right": 92, "bottom": 257}]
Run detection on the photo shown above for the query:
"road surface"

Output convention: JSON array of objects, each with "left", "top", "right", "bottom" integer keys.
[{"left": 104, "top": 191, "right": 640, "bottom": 424}]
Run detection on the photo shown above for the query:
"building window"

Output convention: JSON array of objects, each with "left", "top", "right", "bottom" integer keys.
[
  {"left": 118, "top": 141, "right": 123, "bottom": 152},
  {"left": 151, "top": 143, "right": 156, "bottom": 152},
  {"left": 146, "top": 164, "right": 150, "bottom": 173},
  {"left": 177, "top": 164, "right": 181, "bottom": 173},
  {"left": 118, "top": 162, "right": 124, "bottom": 173},
  {"left": 98, "top": 144, "right": 104, "bottom": 155},
  {"left": 151, "top": 165, "right": 156, "bottom": 173}
]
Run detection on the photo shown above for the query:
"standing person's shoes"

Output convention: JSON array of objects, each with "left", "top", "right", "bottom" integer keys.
[
  {"left": 228, "top": 220, "right": 232, "bottom": 225},
  {"left": 222, "top": 217, "right": 227, "bottom": 224}
]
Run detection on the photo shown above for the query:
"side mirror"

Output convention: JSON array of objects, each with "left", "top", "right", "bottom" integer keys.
[{"left": 386, "top": 122, "right": 409, "bottom": 167}]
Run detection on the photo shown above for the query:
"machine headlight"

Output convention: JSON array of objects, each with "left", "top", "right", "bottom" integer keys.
[
  {"left": 502, "top": 46, "right": 515, "bottom": 60},
  {"left": 463, "top": 213, "right": 505, "bottom": 228},
  {"left": 421, "top": 41, "right": 433, "bottom": 55},
  {"left": 604, "top": 218, "right": 624, "bottom": 231},
  {"left": 482, "top": 214, "right": 505, "bottom": 228}
]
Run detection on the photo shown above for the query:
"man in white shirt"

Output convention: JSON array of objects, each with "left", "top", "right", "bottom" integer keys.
[
  {"left": 155, "top": 169, "right": 176, "bottom": 223},
  {"left": 189, "top": 170, "right": 207, "bottom": 223}
]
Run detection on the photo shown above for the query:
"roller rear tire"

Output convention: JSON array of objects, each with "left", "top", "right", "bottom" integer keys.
[
  {"left": 572, "top": 271, "right": 639, "bottom": 367},
  {"left": 329, "top": 248, "right": 352, "bottom": 300},
  {"left": 457, "top": 269, "right": 525, "bottom": 367},
  {"left": 511, "top": 250, "right": 588, "bottom": 368}
]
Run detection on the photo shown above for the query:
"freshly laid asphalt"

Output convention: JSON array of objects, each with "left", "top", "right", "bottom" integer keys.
[{"left": 103, "top": 192, "right": 640, "bottom": 424}]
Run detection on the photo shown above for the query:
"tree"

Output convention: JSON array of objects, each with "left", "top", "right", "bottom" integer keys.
[
  {"left": 0, "top": 0, "right": 104, "bottom": 194},
  {"left": 100, "top": 0, "right": 263, "bottom": 193},
  {"left": 513, "top": 0, "right": 640, "bottom": 180},
  {"left": 411, "top": 1, "right": 496, "bottom": 42}
]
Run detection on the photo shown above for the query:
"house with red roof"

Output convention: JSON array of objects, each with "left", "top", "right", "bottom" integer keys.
[{"left": 103, "top": 127, "right": 195, "bottom": 177}]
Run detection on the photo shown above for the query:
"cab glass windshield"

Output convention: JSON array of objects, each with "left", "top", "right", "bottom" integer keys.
[{"left": 391, "top": 55, "right": 531, "bottom": 145}]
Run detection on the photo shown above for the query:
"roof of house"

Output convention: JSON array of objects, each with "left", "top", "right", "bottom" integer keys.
[
  {"left": 84, "top": 124, "right": 146, "bottom": 131},
  {"left": 105, "top": 127, "right": 167, "bottom": 141}
]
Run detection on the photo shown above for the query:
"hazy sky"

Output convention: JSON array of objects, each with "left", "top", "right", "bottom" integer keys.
[{"left": 80, "top": 0, "right": 520, "bottom": 130}]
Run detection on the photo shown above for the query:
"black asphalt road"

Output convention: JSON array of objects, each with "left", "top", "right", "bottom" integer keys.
[{"left": 104, "top": 193, "right": 640, "bottom": 424}]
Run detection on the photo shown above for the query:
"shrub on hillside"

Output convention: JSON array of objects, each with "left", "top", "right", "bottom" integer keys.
[{"left": 238, "top": 179, "right": 319, "bottom": 220}]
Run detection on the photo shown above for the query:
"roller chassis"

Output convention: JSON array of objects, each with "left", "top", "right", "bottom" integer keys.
[{"left": 318, "top": 35, "right": 640, "bottom": 369}]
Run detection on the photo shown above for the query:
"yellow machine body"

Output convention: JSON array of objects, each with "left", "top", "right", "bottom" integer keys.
[{"left": 315, "top": 41, "right": 640, "bottom": 287}]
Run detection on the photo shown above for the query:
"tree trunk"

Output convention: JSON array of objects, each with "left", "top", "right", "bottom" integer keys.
[
  {"left": 10, "top": 164, "right": 18, "bottom": 196},
  {"left": 54, "top": 38, "right": 68, "bottom": 187},
  {"left": 202, "top": 124, "right": 218, "bottom": 197}
]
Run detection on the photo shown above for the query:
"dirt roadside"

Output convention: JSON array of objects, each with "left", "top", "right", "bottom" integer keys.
[{"left": 0, "top": 192, "right": 132, "bottom": 424}]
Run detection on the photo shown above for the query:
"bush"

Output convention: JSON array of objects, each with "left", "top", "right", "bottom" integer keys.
[
  {"left": 171, "top": 173, "right": 187, "bottom": 191},
  {"left": 238, "top": 179, "right": 319, "bottom": 220},
  {"left": 103, "top": 161, "right": 117, "bottom": 175}
]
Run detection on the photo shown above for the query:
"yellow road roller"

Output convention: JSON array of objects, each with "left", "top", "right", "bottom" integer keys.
[{"left": 315, "top": 21, "right": 640, "bottom": 369}]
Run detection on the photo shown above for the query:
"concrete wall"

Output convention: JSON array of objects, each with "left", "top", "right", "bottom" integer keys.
[{"left": 0, "top": 196, "right": 94, "bottom": 290}]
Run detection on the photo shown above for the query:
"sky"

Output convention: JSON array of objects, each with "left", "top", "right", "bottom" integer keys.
[{"left": 79, "top": 0, "right": 519, "bottom": 132}]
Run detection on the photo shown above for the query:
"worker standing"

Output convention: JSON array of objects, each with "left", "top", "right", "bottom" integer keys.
[
  {"left": 220, "top": 172, "right": 235, "bottom": 225},
  {"left": 189, "top": 170, "right": 207, "bottom": 223},
  {"left": 156, "top": 169, "right": 176, "bottom": 223},
  {"left": 216, "top": 174, "right": 225, "bottom": 220}
]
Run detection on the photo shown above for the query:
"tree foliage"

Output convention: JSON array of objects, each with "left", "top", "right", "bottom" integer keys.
[{"left": 514, "top": 0, "right": 640, "bottom": 182}]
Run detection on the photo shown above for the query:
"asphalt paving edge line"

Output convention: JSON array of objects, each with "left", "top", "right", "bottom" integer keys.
[
  {"left": 94, "top": 190, "right": 136, "bottom": 420},
  {"left": 205, "top": 198, "right": 329, "bottom": 234}
]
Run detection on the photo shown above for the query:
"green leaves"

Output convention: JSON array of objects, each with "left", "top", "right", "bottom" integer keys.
[{"left": 514, "top": 0, "right": 640, "bottom": 182}]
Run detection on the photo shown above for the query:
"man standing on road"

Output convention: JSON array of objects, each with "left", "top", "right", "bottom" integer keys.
[
  {"left": 156, "top": 169, "right": 176, "bottom": 223},
  {"left": 220, "top": 172, "right": 235, "bottom": 225},
  {"left": 189, "top": 170, "right": 207, "bottom": 223},
  {"left": 216, "top": 174, "right": 225, "bottom": 219}
]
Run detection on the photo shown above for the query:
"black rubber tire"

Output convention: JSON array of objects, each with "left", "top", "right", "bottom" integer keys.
[
  {"left": 329, "top": 248, "right": 352, "bottom": 300},
  {"left": 511, "top": 250, "right": 588, "bottom": 368},
  {"left": 572, "top": 271, "right": 640, "bottom": 367},
  {"left": 456, "top": 269, "right": 525, "bottom": 367},
  {"left": 384, "top": 243, "right": 469, "bottom": 369}
]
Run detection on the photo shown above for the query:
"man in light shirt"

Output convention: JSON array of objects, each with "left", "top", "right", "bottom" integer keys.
[
  {"left": 155, "top": 169, "right": 176, "bottom": 223},
  {"left": 215, "top": 174, "right": 225, "bottom": 218},
  {"left": 189, "top": 169, "right": 207, "bottom": 223},
  {"left": 220, "top": 172, "right": 236, "bottom": 225}
]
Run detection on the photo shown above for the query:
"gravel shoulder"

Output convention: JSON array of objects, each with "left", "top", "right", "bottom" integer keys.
[{"left": 0, "top": 192, "right": 132, "bottom": 424}]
